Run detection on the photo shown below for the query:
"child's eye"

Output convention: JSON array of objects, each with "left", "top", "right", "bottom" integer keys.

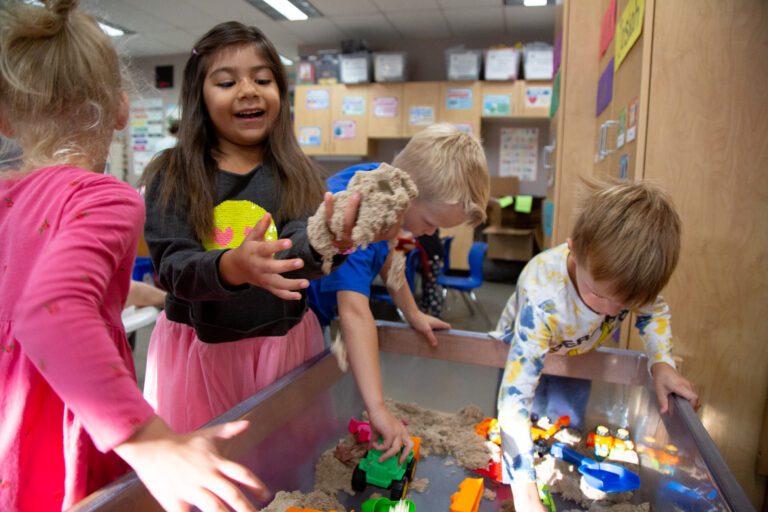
[
  {"left": 216, "top": 81, "right": 236, "bottom": 88},
  {"left": 256, "top": 79, "right": 272, "bottom": 86}
]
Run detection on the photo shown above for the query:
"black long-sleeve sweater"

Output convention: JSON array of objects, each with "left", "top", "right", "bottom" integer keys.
[{"left": 144, "top": 162, "right": 333, "bottom": 343}]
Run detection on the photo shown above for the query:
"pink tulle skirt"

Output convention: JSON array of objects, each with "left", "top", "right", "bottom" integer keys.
[{"left": 143, "top": 310, "right": 324, "bottom": 433}]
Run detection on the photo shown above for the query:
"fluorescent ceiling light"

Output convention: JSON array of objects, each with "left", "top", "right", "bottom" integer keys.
[
  {"left": 98, "top": 22, "right": 125, "bottom": 37},
  {"left": 263, "top": 0, "right": 308, "bottom": 21},
  {"left": 245, "top": 0, "right": 322, "bottom": 21},
  {"left": 523, "top": 0, "right": 548, "bottom": 5},
  {"left": 280, "top": 54, "right": 294, "bottom": 66}
]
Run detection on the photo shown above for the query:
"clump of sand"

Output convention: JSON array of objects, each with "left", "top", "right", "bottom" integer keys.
[
  {"left": 307, "top": 163, "right": 418, "bottom": 287},
  {"left": 384, "top": 400, "right": 491, "bottom": 470},
  {"left": 260, "top": 490, "right": 346, "bottom": 512},
  {"left": 410, "top": 477, "right": 429, "bottom": 493}
]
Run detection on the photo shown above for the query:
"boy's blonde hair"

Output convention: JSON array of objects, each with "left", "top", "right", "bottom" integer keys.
[
  {"left": 393, "top": 123, "right": 490, "bottom": 226},
  {"left": 571, "top": 178, "right": 681, "bottom": 308},
  {"left": 0, "top": 0, "right": 122, "bottom": 170}
]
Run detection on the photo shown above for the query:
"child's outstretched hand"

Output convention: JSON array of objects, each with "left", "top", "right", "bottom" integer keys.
[
  {"left": 368, "top": 404, "right": 414, "bottom": 465},
  {"left": 651, "top": 362, "right": 700, "bottom": 413},
  {"left": 219, "top": 213, "right": 309, "bottom": 300},
  {"left": 405, "top": 310, "right": 451, "bottom": 348},
  {"left": 115, "top": 416, "right": 269, "bottom": 512}
]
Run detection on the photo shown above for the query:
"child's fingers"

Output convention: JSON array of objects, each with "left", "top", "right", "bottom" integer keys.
[
  {"left": 264, "top": 274, "right": 309, "bottom": 292},
  {"left": 210, "top": 420, "right": 250, "bottom": 440},
  {"left": 656, "top": 386, "right": 669, "bottom": 414},
  {"left": 190, "top": 488, "right": 229, "bottom": 512},
  {"left": 323, "top": 192, "right": 334, "bottom": 227},
  {"left": 398, "top": 435, "right": 414, "bottom": 465},
  {"left": 378, "top": 437, "right": 402, "bottom": 463},
  {"left": 254, "top": 256, "right": 304, "bottom": 276},
  {"left": 675, "top": 384, "right": 700, "bottom": 409},
  {"left": 243, "top": 214, "right": 272, "bottom": 243},
  {"left": 254, "top": 238, "right": 293, "bottom": 257},
  {"left": 420, "top": 327, "right": 439, "bottom": 348},
  {"left": 205, "top": 474, "right": 259, "bottom": 512},
  {"left": 266, "top": 287, "right": 303, "bottom": 301},
  {"left": 217, "top": 460, "right": 270, "bottom": 501},
  {"left": 340, "top": 192, "right": 361, "bottom": 240}
]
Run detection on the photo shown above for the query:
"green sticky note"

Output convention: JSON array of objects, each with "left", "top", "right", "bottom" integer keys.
[
  {"left": 514, "top": 195, "right": 533, "bottom": 213},
  {"left": 498, "top": 195, "right": 514, "bottom": 208}
]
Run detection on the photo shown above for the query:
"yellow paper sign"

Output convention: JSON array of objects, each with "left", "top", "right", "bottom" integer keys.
[{"left": 614, "top": 0, "right": 644, "bottom": 71}]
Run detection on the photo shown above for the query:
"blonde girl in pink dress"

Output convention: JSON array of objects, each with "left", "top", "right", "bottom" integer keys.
[{"left": 0, "top": 1, "right": 268, "bottom": 510}]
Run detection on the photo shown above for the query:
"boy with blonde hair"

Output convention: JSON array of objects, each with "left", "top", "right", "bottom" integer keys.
[
  {"left": 493, "top": 179, "right": 698, "bottom": 511},
  {"left": 309, "top": 123, "right": 490, "bottom": 461}
]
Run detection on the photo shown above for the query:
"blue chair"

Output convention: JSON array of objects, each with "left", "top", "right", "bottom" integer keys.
[
  {"left": 441, "top": 236, "right": 454, "bottom": 272},
  {"left": 370, "top": 249, "right": 421, "bottom": 320},
  {"left": 436, "top": 241, "right": 492, "bottom": 328}
]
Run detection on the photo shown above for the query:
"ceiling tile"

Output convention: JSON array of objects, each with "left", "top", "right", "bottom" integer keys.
[
  {"left": 385, "top": 11, "right": 451, "bottom": 40},
  {"left": 371, "top": 0, "right": 438, "bottom": 12},
  {"left": 310, "top": 0, "right": 380, "bottom": 16},
  {"left": 143, "top": 29, "right": 199, "bottom": 51},
  {"left": 443, "top": 6, "right": 506, "bottom": 38},
  {"left": 182, "top": 0, "right": 273, "bottom": 28},
  {"left": 330, "top": 13, "right": 400, "bottom": 41},
  {"left": 121, "top": 0, "right": 211, "bottom": 29},
  {"left": 82, "top": 0, "right": 167, "bottom": 33},
  {"left": 280, "top": 18, "right": 348, "bottom": 44}
]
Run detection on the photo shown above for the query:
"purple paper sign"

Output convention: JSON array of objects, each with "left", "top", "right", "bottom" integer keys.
[
  {"left": 596, "top": 58, "right": 614, "bottom": 116},
  {"left": 553, "top": 32, "right": 563, "bottom": 76}
]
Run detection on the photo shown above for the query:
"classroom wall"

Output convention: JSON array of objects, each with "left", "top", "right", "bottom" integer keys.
[{"left": 128, "top": 31, "right": 554, "bottom": 196}]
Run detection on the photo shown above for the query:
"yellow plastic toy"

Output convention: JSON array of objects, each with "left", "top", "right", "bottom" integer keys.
[{"left": 449, "top": 477, "right": 484, "bottom": 512}]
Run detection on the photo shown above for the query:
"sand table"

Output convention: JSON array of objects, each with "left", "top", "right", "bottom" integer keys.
[{"left": 263, "top": 400, "right": 650, "bottom": 511}]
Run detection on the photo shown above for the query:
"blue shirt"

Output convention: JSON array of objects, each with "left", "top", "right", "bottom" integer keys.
[{"left": 308, "top": 163, "right": 390, "bottom": 326}]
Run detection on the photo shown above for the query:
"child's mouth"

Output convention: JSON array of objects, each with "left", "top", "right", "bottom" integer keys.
[{"left": 235, "top": 110, "right": 265, "bottom": 119}]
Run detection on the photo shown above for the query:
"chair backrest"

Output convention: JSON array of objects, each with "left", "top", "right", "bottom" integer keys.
[
  {"left": 468, "top": 241, "right": 488, "bottom": 283},
  {"left": 441, "top": 236, "right": 454, "bottom": 272}
]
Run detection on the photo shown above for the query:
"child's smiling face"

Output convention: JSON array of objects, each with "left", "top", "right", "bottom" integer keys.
[
  {"left": 202, "top": 44, "right": 280, "bottom": 154},
  {"left": 567, "top": 239, "right": 627, "bottom": 317}
]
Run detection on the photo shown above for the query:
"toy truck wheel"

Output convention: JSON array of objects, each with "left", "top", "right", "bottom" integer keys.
[
  {"left": 390, "top": 477, "right": 407, "bottom": 501},
  {"left": 406, "top": 458, "right": 416, "bottom": 480},
  {"left": 352, "top": 466, "right": 367, "bottom": 493}
]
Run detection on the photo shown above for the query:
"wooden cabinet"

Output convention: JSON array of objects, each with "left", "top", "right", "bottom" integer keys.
[
  {"left": 480, "top": 82, "right": 521, "bottom": 118},
  {"left": 402, "top": 82, "right": 440, "bottom": 137},
  {"left": 367, "top": 83, "right": 404, "bottom": 138},
  {"left": 294, "top": 84, "right": 371, "bottom": 156},
  {"left": 438, "top": 81, "right": 482, "bottom": 136},
  {"left": 294, "top": 85, "right": 332, "bottom": 155},
  {"left": 550, "top": 0, "right": 768, "bottom": 506},
  {"left": 295, "top": 81, "right": 551, "bottom": 155},
  {"left": 330, "top": 84, "right": 370, "bottom": 156}
]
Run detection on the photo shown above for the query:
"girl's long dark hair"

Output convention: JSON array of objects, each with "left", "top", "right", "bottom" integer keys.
[{"left": 143, "top": 21, "right": 325, "bottom": 241}]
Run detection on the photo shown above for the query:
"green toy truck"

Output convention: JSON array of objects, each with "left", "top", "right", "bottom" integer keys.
[{"left": 351, "top": 436, "right": 420, "bottom": 501}]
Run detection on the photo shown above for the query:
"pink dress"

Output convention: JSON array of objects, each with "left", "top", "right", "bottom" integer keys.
[
  {"left": 0, "top": 166, "right": 155, "bottom": 511},
  {"left": 144, "top": 309, "right": 324, "bottom": 433}
]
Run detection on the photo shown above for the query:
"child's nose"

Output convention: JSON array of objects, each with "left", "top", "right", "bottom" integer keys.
[{"left": 238, "top": 80, "right": 258, "bottom": 98}]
